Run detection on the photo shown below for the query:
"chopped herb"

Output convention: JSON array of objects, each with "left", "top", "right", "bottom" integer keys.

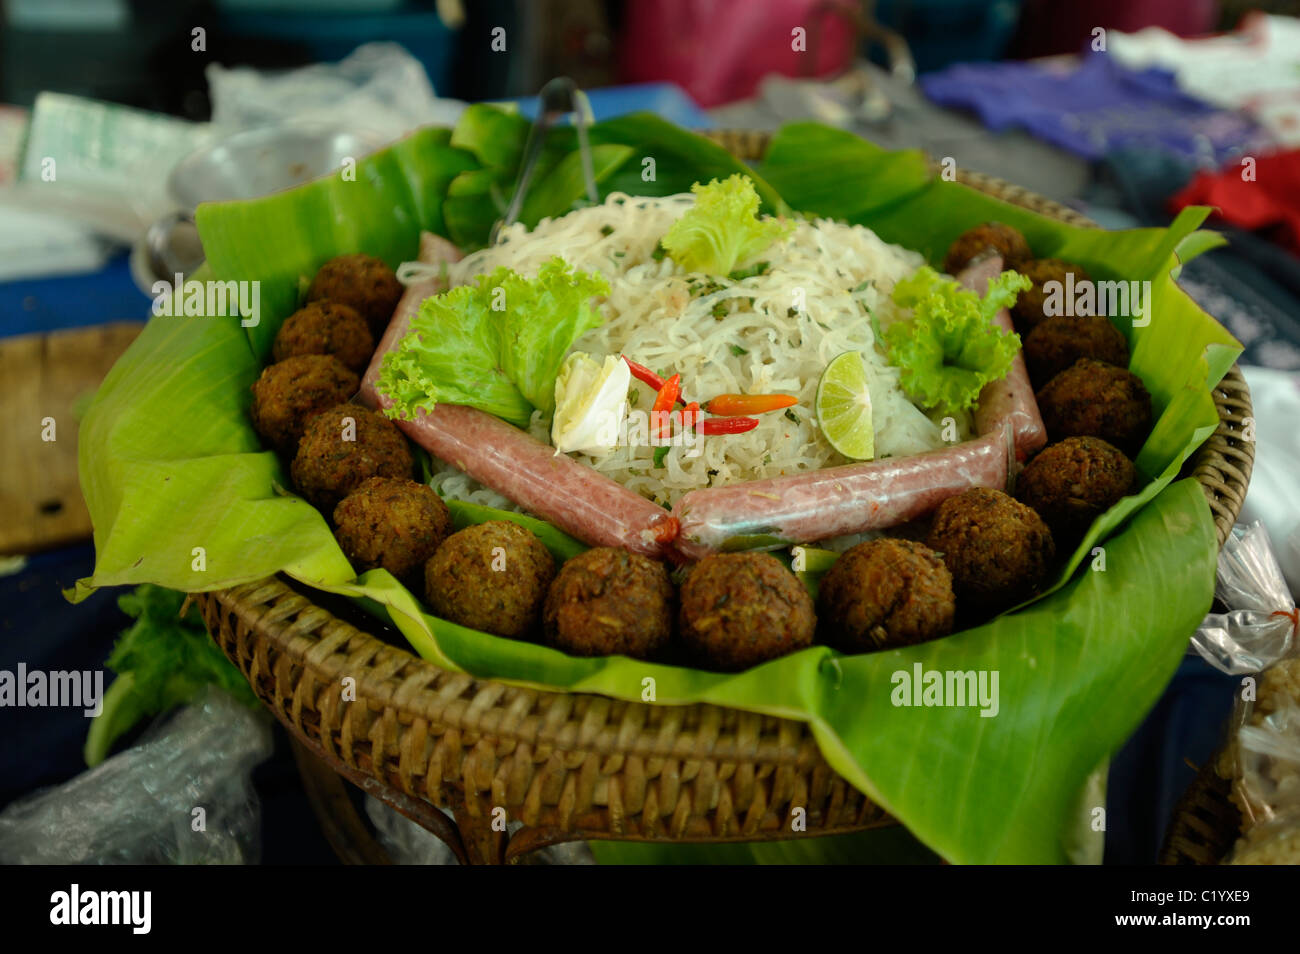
[
  {"left": 729, "top": 344, "right": 749, "bottom": 357},
  {"left": 627, "top": 388, "right": 640, "bottom": 408},
  {"left": 711, "top": 300, "right": 730, "bottom": 319},
  {"left": 787, "top": 307, "right": 800, "bottom": 318},
  {"left": 651, "top": 242, "right": 667, "bottom": 262},
  {"left": 691, "top": 279, "right": 725, "bottom": 298},
  {"left": 851, "top": 279, "right": 874, "bottom": 293},
  {"left": 785, "top": 409, "right": 801, "bottom": 424},
  {"left": 612, "top": 250, "right": 625, "bottom": 259},
  {"left": 600, "top": 225, "right": 614, "bottom": 237},
  {"left": 728, "top": 261, "right": 771, "bottom": 281},
  {"left": 653, "top": 446, "right": 670, "bottom": 467},
  {"left": 762, "top": 453, "right": 772, "bottom": 464}
]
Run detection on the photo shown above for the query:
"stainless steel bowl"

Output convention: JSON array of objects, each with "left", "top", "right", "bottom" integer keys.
[{"left": 144, "top": 124, "right": 385, "bottom": 283}]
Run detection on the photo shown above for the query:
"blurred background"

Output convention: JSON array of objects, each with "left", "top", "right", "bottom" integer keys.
[{"left": 2, "top": 0, "right": 1299, "bottom": 866}]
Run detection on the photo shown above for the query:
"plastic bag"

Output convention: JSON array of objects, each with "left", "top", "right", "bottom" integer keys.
[
  {"left": 1223, "top": 657, "right": 1300, "bottom": 863},
  {"left": 1191, "top": 522, "right": 1298, "bottom": 675},
  {"left": 0, "top": 688, "right": 272, "bottom": 864},
  {"left": 205, "top": 42, "right": 465, "bottom": 144}
]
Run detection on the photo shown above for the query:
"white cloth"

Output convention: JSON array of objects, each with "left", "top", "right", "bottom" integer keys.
[{"left": 1110, "top": 13, "right": 1300, "bottom": 146}]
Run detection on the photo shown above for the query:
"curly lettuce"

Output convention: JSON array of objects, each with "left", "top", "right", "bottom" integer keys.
[
  {"left": 874, "top": 266, "right": 1030, "bottom": 416},
  {"left": 85, "top": 585, "right": 258, "bottom": 766},
  {"left": 376, "top": 257, "right": 608, "bottom": 427},
  {"left": 661, "top": 174, "right": 791, "bottom": 276}
]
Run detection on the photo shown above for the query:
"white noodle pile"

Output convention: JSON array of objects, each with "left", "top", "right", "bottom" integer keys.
[{"left": 422, "top": 191, "right": 957, "bottom": 508}]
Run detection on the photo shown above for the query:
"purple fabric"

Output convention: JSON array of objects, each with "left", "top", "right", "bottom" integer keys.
[{"left": 920, "top": 50, "right": 1273, "bottom": 164}]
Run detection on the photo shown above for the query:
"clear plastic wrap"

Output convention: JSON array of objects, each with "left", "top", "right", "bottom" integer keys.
[
  {"left": 0, "top": 688, "right": 272, "bottom": 864},
  {"left": 1192, "top": 522, "right": 1298, "bottom": 675},
  {"left": 1223, "top": 657, "right": 1300, "bottom": 864}
]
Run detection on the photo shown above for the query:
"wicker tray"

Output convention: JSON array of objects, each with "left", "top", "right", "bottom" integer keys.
[
  {"left": 194, "top": 132, "right": 1256, "bottom": 864},
  {"left": 1159, "top": 751, "right": 1242, "bottom": 865}
]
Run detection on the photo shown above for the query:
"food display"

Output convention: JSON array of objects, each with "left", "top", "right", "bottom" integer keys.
[
  {"left": 233, "top": 192, "right": 1176, "bottom": 669},
  {"left": 78, "top": 112, "right": 1244, "bottom": 863}
]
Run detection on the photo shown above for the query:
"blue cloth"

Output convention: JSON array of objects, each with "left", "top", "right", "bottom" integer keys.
[{"left": 921, "top": 50, "right": 1271, "bottom": 165}]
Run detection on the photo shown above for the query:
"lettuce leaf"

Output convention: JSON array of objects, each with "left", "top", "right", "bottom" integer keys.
[
  {"left": 661, "top": 174, "right": 792, "bottom": 276},
  {"left": 84, "top": 585, "right": 258, "bottom": 766},
  {"left": 375, "top": 257, "right": 608, "bottom": 427},
  {"left": 874, "top": 266, "right": 1029, "bottom": 415}
]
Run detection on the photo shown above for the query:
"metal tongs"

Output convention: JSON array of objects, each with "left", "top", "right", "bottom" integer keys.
[{"left": 489, "top": 77, "right": 598, "bottom": 245}]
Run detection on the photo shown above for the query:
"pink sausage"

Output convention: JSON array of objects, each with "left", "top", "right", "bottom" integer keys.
[
  {"left": 360, "top": 232, "right": 463, "bottom": 405},
  {"left": 671, "top": 427, "right": 1012, "bottom": 560},
  {"left": 375, "top": 402, "right": 679, "bottom": 559},
  {"left": 359, "top": 234, "right": 677, "bottom": 559},
  {"left": 962, "top": 254, "right": 1047, "bottom": 461}
]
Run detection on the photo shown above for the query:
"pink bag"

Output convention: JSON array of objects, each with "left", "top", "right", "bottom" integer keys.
[{"left": 619, "top": 0, "right": 857, "bottom": 107}]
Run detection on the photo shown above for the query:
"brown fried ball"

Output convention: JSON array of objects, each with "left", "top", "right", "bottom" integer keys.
[
  {"left": 926, "top": 487, "right": 1055, "bottom": 611},
  {"left": 306, "top": 253, "right": 403, "bottom": 337},
  {"left": 1015, "top": 437, "right": 1136, "bottom": 545},
  {"left": 249, "top": 353, "right": 359, "bottom": 453},
  {"left": 542, "top": 548, "right": 674, "bottom": 659},
  {"left": 1023, "top": 313, "right": 1129, "bottom": 386},
  {"left": 424, "top": 521, "right": 556, "bottom": 638},
  {"left": 290, "top": 404, "right": 413, "bottom": 511},
  {"left": 678, "top": 552, "right": 815, "bottom": 671},
  {"left": 943, "top": 222, "right": 1032, "bottom": 276},
  {"left": 1036, "top": 357, "right": 1153, "bottom": 456},
  {"left": 1011, "top": 258, "right": 1091, "bottom": 333},
  {"left": 333, "top": 477, "right": 451, "bottom": 586},
  {"left": 818, "top": 538, "right": 955, "bottom": 653},
  {"left": 272, "top": 300, "right": 375, "bottom": 373}
]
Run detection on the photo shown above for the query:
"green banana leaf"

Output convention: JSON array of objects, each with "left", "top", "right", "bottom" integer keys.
[{"left": 74, "top": 113, "right": 1240, "bottom": 864}]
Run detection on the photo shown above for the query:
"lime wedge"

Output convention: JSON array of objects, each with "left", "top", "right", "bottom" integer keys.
[{"left": 816, "top": 351, "right": 874, "bottom": 460}]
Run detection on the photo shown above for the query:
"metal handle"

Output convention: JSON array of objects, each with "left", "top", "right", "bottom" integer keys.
[{"left": 490, "top": 77, "right": 597, "bottom": 245}]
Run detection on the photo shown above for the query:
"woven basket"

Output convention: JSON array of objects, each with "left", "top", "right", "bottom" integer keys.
[
  {"left": 1159, "top": 751, "right": 1242, "bottom": 865},
  {"left": 194, "top": 131, "right": 1255, "bottom": 864}
]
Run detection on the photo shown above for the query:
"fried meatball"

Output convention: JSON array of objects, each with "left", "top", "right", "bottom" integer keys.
[
  {"left": 1036, "top": 357, "right": 1153, "bottom": 455},
  {"left": 1015, "top": 437, "right": 1136, "bottom": 544},
  {"left": 818, "top": 538, "right": 955, "bottom": 653},
  {"left": 542, "top": 548, "right": 674, "bottom": 659},
  {"left": 926, "top": 487, "right": 1055, "bottom": 611},
  {"left": 272, "top": 300, "right": 375, "bottom": 373},
  {"left": 306, "top": 253, "right": 403, "bottom": 337},
  {"left": 1011, "top": 258, "right": 1091, "bottom": 333},
  {"left": 1023, "top": 313, "right": 1129, "bottom": 386},
  {"left": 249, "top": 354, "right": 359, "bottom": 453},
  {"left": 333, "top": 477, "right": 451, "bottom": 585},
  {"left": 678, "top": 552, "right": 815, "bottom": 671},
  {"left": 424, "top": 521, "right": 556, "bottom": 638},
  {"left": 291, "top": 404, "right": 413, "bottom": 511},
  {"left": 943, "top": 222, "right": 1032, "bottom": 275}
]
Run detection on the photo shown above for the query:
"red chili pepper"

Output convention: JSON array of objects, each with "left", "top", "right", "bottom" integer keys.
[
  {"left": 680, "top": 401, "right": 701, "bottom": 431},
  {"left": 622, "top": 355, "right": 666, "bottom": 392},
  {"left": 698, "top": 416, "right": 760, "bottom": 435},
  {"left": 652, "top": 374, "right": 681, "bottom": 438},
  {"left": 623, "top": 355, "right": 688, "bottom": 407},
  {"left": 704, "top": 393, "right": 798, "bottom": 416}
]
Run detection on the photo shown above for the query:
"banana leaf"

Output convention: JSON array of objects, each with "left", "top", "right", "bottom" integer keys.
[{"left": 74, "top": 115, "right": 1240, "bottom": 863}]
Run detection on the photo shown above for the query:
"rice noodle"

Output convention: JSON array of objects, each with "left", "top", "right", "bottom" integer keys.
[{"left": 422, "top": 192, "right": 961, "bottom": 508}]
